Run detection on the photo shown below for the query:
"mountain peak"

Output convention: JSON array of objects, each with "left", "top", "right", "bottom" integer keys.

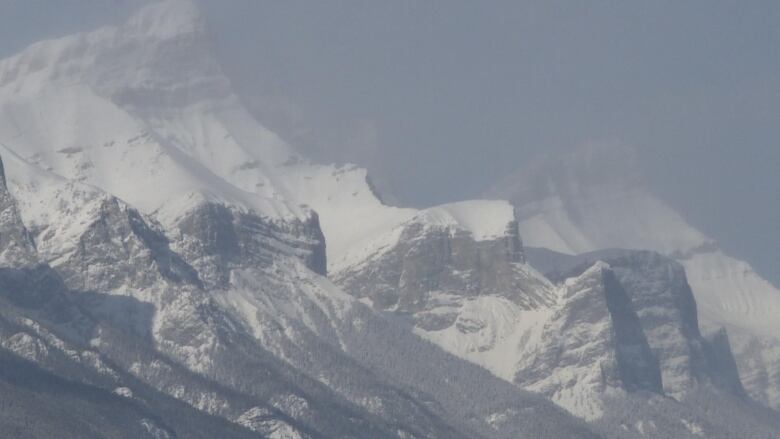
[
  {"left": 486, "top": 140, "right": 643, "bottom": 206},
  {"left": 485, "top": 140, "right": 709, "bottom": 255},
  {"left": 0, "top": 0, "right": 214, "bottom": 94},
  {"left": 125, "top": 0, "right": 205, "bottom": 40}
]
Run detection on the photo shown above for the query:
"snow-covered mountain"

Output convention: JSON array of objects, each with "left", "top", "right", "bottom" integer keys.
[
  {"left": 330, "top": 191, "right": 778, "bottom": 436},
  {"left": 0, "top": 0, "right": 777, "bottom": 438},
  {"left": 486, "top": 141, "right": 780, "bottom": 412},
  {"left": 0, "top": 1, "right": 601, "bottom": 438}
]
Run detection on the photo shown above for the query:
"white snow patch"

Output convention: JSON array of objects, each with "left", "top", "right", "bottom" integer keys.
[
  {"left": 681, "top": 418, "right": 705, "bottom": 436},
  {"left": 413, "top": 200, "right": 515, "bottom": 241},
  {"left": 236, "top": 407, "right": 304, "bottom": 439},
  {"left": 416, "top": 297, "right": 553, "bottom": 382},
  {"left": 113, "top": 387, "right": 134, "bottom": 398},
  {"left": 140, "top": 418, "right": 172, "bottom": 439}
]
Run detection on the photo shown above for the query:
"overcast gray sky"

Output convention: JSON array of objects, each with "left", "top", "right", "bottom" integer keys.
[{"left": 1, "top": 0, "right": 778, "bottom": 284}]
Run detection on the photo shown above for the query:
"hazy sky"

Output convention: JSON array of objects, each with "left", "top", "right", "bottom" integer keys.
[{"left": 0, "top": 0, "right": 777, "bottom": 284}]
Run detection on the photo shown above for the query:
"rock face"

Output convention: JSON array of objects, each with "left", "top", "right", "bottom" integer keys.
[
  {"left": 514, "top": 262, "right": 662, "bottom": 419},
  {"left": 0, "top": 156, "right": 37, "bottom": 267},
  {"left": 335, "top": 215, "right": 547, "bottom": 312},
  {"left": 169, "top": 200, "right": 327, "bottom": 289},
  {"left": 603, "top": 251, "right": 745, "bottom": 397},
  {"left": 333, "top": 204, "right": 560, "bottom": 383},
  {"left": 56, "top": 196, "right": 201, "bottom": 292},
  {"left": 527, "top": 248, "right": 747, "bottom": 398}
]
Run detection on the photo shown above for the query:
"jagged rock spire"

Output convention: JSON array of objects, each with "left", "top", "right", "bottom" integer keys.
[
  {"left": 0, "top": 154, "right": 38, "bottom": 266},
  {"left": 0, "top": 154, "right": 7, "bottom": 190}
]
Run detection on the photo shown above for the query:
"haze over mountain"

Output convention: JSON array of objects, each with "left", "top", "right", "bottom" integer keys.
[{"left": 0, "top": 1, "right": 777, "bottom": 438}]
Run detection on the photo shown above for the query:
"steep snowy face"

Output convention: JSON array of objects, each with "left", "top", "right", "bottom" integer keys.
[
  {"left": 533, "top": 250, "right": 745, "bottom": 397},
  {"left": 605, "top": 251, "right": 744, "bottom": 397},
  {"left": 514, "top": 262, "right": 662, "bottom": 420},
  {"left": 488, "top": 142, "right": 780, "bottom": 410},
  {"left": 506, "top": 252, "right": 753, "bottom": 433},
  {"left": 0, "top": 156, "right": 37, "bottom": 267},
  {"left": 0, "top": 0, "right": 305, "bottom": 222}
]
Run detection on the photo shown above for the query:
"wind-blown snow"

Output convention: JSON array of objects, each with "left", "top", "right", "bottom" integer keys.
[{"left": 274, "top": 164, "right": 416, "bottom": 272}]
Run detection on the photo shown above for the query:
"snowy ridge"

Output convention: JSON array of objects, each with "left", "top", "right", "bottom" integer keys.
[
  {"left": 412, "top": 200, "right": 516, "bottom": 241},
  {"left": 330, "top": 198, "right": 518, "bottom": 274},
  {"left": 0, "top": 143, "right": 113, "bottom": 265},
  {"left": 274, "top": 163, "right": 417, "bottom": 272},
  {"left": 278, "top": 166, "right": 519, "bottom": 274}
]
